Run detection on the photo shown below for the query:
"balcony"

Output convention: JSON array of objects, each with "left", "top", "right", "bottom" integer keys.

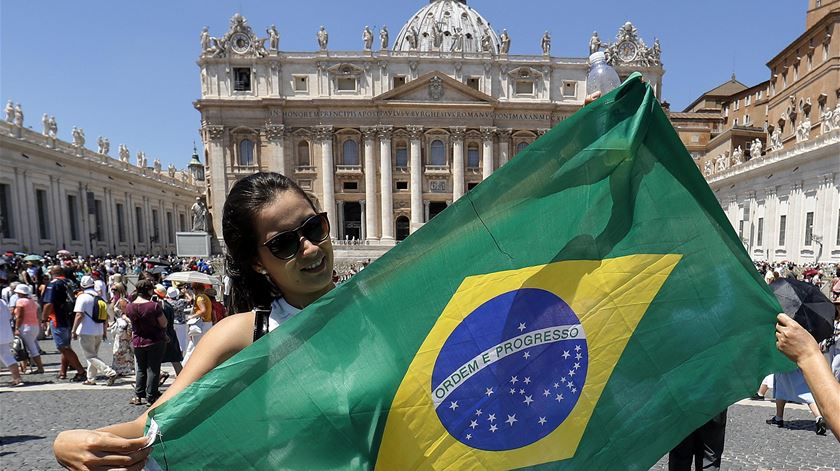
[
  {"left": 424, "top": 165, "right": 450, "bottom": 174},
  {"left": 295, "top": 165, "right": 317, "bottom": 174},
  {"left": 335, "top": 165, "right": 362, "bottom": 174}
]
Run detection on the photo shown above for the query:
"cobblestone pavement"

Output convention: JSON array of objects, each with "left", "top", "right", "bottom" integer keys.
[{"left": 1, "top": 343, "right": 838, "bottom": 470}]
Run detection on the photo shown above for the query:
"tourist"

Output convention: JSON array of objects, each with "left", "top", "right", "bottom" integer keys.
[
  {"left": 156, "top": 284, "right": 183, "bottom": 382},
  {"left": 775, "top": 313, "right": 840, "bottom": 442},
  {"left": 0, "top": 299, "right": 24, "bottom": 386},
  {"left": 54, "top": 172, "right": 335, "bottom": 468},
  {"left": 42, "top": 266, "right": 86, "bottom": 381},
  {"left": 182, "top": 282, "right": 212, "bottom": 364},
  {"left": 11, "top": 284, "right": 44, "bottom": 374},
  {"left": 668, "top": 410, "right": 727, "bottom": 470},
  {"left": 125, "top": 280, "right": 168, "bottom": 406},
  {"left": 72, "top": 276, "right": 118, "bottom": 386},
  {"left": 109, "top": 282, "right": 135, "bottom": 376}
]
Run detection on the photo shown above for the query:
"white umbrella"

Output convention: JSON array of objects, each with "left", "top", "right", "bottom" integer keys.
[{"left": 164, "top": 271, "right": 221, "bottom": 285}]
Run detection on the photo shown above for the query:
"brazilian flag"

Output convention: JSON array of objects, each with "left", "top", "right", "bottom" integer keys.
[{"left": 148, "top": 74, "right": 789, "bottom": 469}]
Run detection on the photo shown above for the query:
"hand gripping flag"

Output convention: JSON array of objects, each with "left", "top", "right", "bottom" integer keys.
[{"left": 147, "top": 74, "right": 790, "bottom": 470}]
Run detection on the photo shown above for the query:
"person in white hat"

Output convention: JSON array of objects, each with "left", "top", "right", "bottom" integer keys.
[
  {"left": 12, "top": 284, "right": 44, "bottom": 373},
  {"left": 71, "top": 275, "right": 117, "bottom": 386},
  {"left": 0, "top": 299, "right": 24, "bottom": 386}
]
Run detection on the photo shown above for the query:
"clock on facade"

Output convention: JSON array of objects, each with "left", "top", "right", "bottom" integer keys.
[
  {"left": 230, "top": 32, "right": 252, "bottom": 54},
  {"left": 616, "top": 40, "right": 637, "bottom": 62}
]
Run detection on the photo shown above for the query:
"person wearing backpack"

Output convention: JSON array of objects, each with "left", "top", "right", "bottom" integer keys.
[
  {"left": 71, "top": 275, "right": 117, "bottom": 386},
  {"left": 42, "top": 265, "right": 86, "bottom": 381}
]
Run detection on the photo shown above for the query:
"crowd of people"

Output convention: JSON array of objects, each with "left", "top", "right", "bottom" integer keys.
[{"left": 0, "top": 251, "right": 225, "bottom": 404}]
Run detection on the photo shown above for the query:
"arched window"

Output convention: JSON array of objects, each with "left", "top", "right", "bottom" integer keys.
[
  {"left": 430, "top": 139, "right": 445, "bottom": 166},
  {"left": 238, "top": 139, "right": 255, "bottom": 166},
  {"left": 297, "top": 141, "right": 310, "bottom": 166},
  {"left": 342, "top": 139, "right": 359, "bottom": 166},
  {"left": 466, "top": 144, "right": 480, "bottom": 168},
  {"left": 516, "top": 142, "right": 529, "bottom": 154},
  {"left": 395, "top": 142, "right": 408, "bottom": 168}
]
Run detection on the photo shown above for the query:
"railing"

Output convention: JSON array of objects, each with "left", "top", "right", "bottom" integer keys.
[
  {"left": 295, "top": 165, "right": 317, "bottom": 173},
  {"left": 336, "top": 165, "right": 362, "bottom": 173},
  {"left": 424, "top": 165, "right": 450, "bottom": 174}
]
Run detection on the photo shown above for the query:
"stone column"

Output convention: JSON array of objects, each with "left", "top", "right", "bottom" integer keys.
[
  {"left": 423, "top": 200, "right": 430, "bottom": 222},
  {"left": 362, "top": 127, "right": 379, "bottom": 240},
  {"left": 360, "top": 200, "right": 367, "bottom": 241},
  {"left": 316, "top": 125, "right": 338, "bottom": 239},
  {"left": 336, "top": 200, "right": 345, "bottom": 240},
  {"left": 498, "top": 128, "right": 511, "bottom": 167},
  {"left": 265, "top": 124, "right": 286, "bottom": 174},
  {"left": 789, "top": 181, "right": 804, "bottom": 261},
  {"left": 408, "top": 126, "right": 424, "bottom": 232},
  {"left": 202, "top": 124, "right": 226, "bottom": 242},
  {"left": 378, "top": 126, "right": 394, "bottom": 240},
  {"left": 450, "top": 127, "right": 465, "bottom": 201},
  {"left": 481, "top": 127, "right": 496, "bottom": 180}
]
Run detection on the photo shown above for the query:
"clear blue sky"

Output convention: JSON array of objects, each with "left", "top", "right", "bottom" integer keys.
[{"left": 1, "top": 1, "right": 804, "bottom": 169}]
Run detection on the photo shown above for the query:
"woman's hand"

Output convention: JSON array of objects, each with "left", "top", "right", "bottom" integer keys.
[
  {"left": 584, "top": 91, "right": 601, "bottom": 105},
  {"left": 54, "top": 429, "right": 151, "bottom": 471},
  {"left": 776, "top": 313, "right": 821, "bottom": 365}
]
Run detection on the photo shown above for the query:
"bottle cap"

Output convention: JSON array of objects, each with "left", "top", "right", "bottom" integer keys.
[{"left": 588, "top": 51, "right": 606, "bottom": 64}]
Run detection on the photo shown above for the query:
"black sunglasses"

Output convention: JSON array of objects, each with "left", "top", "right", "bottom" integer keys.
[{"left": 262, "top": 212, "right": 330, "bottom": 260}]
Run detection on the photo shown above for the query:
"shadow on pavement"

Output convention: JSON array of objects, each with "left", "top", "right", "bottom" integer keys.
[{"left": 0, "top": 434, "right": 46, "bottom": 446}]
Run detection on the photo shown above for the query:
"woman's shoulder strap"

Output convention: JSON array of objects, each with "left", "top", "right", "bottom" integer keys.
[{"left": 253, "top": 308, "right": 270, "bottom": 342}]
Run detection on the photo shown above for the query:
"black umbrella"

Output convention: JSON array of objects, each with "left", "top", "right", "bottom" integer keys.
[
  {"left": 150, "top": 266, "right": 169, "bottom": 275},
  {"left": 770, "top": 278, "right": 836, "bottom": 343},
  {"left": 146, "top": 258, "right": 171, "bottom": 267}
]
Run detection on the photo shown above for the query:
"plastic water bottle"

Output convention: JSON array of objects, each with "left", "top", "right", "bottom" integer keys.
[{"left": 586, "top": 51, "right": 621, "bottom": 96}]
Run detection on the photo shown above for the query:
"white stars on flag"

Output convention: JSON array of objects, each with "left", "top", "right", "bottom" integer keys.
[
  {"left": 517, "top": 322, "right": 526, "bottom": 332},
  {"left": 466, "top": 433, "right": 472, "bottom": 440},
  {"left": 538, "top": 417, "right": 547, "bottom": 425},
  {"left": 524, "top": 377, "right": 531, "bottom": 384},
  {"left": 449, "top": 401, "right": 459, "bottom": 411},
  {"left": 553, "top": 382, "right": 560, "bottom": 389},
  {"left": 487, "top": 413, "right": 496, "bottom": 422},
  {"left": 562, "top": 350, "right": 570, "bottom": 359},
  {"left": 523, "top": 395, "right": 534, "bottom": 406},
  {"left": 470, "top": 420, "right": 478, "bottom": 429},
  {"left": 485, "top": 387, "right": 494, "bottom": 397},
  {"left": 475, "top": 409, "right": 482, "bottom": 416},
  {"left": 509, "top": 388, "right": 516, "bottom": 395},
  {"left": 523, "top": 351, "right": 531, "bottom": 359},
  {"left": 555, "top": 393, "right": 564, "bottom": 402},
  {"left": 575, "top": 352, "right": 582, "bottom": 360},
  {"left": 510, "top": 376, "right": 518, "bottom": 385},
  {"left": 575, "top": 345, "right": 581, "bottom": 352},
  {"left": 505, "top": 414, "right": 518, "bottom": 426},
  {"left": 543, "top": 389, "right": 551, "bottom": 397},
  {"left": 489, "top": 424, "right": 498, "bottom": 433}
]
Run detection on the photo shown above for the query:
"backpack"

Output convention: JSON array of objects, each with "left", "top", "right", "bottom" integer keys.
[
  {"left": 87, "top": 295, "right": 109, "bottom": 323},
  {"left": 211, "top": 299, "right": 226, "bottom": 324}
]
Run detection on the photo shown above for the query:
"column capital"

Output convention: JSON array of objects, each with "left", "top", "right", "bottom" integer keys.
[
  {"left": 361, "top": 126, "right": 378, "bottom": 141},
  {"left": 202, "top": 124, "right": 225, "bottom": 141},
  {"left": 497, "top": 128, "right": 512, "bottom": 139},
  {"left": 407, "top": 125, "right": 424, "bottom": 141},
  {"left": 377, "top": 125, "right": 393, "bottom": 141},
  {"left": 264, "top": 124, "right": 286, "bottom": 141},
  {"left": 480, "top": 126, "right": 497, "bottom": 141},
  {"left": 450, "top": 126, "right": 466, "bottom": 141},
  {"left": 314, "top": 125, "right": 334, "bottom": 142}
]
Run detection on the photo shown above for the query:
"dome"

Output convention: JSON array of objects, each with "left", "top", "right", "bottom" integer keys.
[{"left": 394, "top": 0, "right": 501, "bottom": 54}]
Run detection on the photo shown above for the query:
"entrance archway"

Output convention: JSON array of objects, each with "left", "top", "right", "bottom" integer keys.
[
  {"left": 342, "top": 202, "right": 361, "bottom": 240},
  {"left": 395, "top": 216, "right": 410, "bottom": 241}
]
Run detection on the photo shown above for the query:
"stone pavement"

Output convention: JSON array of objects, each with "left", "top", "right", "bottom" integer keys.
[{"left": 1, "top": 342, "right": 838, "bottom": 470}]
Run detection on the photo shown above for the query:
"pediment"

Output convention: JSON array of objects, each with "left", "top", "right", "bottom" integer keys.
[{"left": 374, "top": 72, "right": 496, "bottom": 104}]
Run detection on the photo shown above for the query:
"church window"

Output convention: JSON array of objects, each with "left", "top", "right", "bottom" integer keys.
[
  {"left": 395, "top": 143, "right": 408, "bottom": 168},
  {"left": 342, "top": 181, "right": 359, "bottom": 191},
  {"left": 430, "top": 140, "right": 446, "bottom": 166},
  {"left": 466, "top": 77, "right": 480, "bottom": 90},
  {"left": 233, "top": 68, "right": 251, "bottom": 91},
  {"left": 117, "top": 203, "right": 127, "bottom": 242},
  {"left": 238, "top": 139, "right": 255, "bottom": 166},
  {"left": 0, "top": 183, "right": 12, "bottom": 239},
  {"left": 396, "top": 181, "right": 408, "bottom": 191},
  {"left": 804, "top": 212, "right": 814, "bottom": 246},
  {"left": 467, "top": 144, "right": 480, "bottom": 168},
  {"left": 778, "top": 215, "right": 787, "bottom": 246},
  {"left": 297, "top": 141, "right": 311, "bottom": 166},
  {"left": 342, "top": 139, "right": 359, "bottom": 166},
  {"left": 393, "top": 76, "right": 406, "bottom": 88},
  {"left": 67, "top": 195, "right": 80, "bottom": 241},
  {"left": 134, "top": 206, "right": 144, "bottom": 243},
  {"left": 467, "top": 182, "right": 479, "bottom": 191},
  {"left": 793, "top": 63, "right": 799, "bottom": 80},
  {"left": 563, "top": 81, "right": 576, "bottom": 97},
  {"left": 36, "top": 189, "right": 50, "bottom": 240},
  {"left": 745, "top": 95, "right": 751, "bottom": 106},
  {"left": 515, "top": 80, "right": 534, "bottom": 95},
  {"left": 337, "top": 77, "right": 357, "bottom": 92},
  {"left": 294, "top": 75, "right": 309, "bottom": 92}
]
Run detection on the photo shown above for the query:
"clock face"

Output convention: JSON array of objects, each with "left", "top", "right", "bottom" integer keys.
[
  {"left": 230, "top": 32, "right": 251, "bottom": 54},
  {"left": 616, "top": 40, "right": 637, "bottom": 62}
]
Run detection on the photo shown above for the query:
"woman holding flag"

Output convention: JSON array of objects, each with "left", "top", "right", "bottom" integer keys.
[{"left": 53, "top": 173, "right": 337, "bottom": 469}]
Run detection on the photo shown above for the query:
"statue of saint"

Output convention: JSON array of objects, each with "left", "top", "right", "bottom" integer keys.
[
  {"left": 42, "top": 113, "right": 50, "bottom": 136},
  {"left": 363, "top": 26, "right": 373, "bottom": 51},
  {"left": 102, "top": 137, "right": 110, "bottom": 155},
  {"left": 97, "top": 136, "right": 106, "bottom": 154},
  {"left": 541, "top": 31, "right": 551, "bottom": 55},
  {"left": 13, "top": 103, "right": 23, "bottom": 127},
  {"left": 267, "top": 25, "right": 279, "bottom": 51},
  {"left": 72, "top": 127, "right": 85, "bottom": 147},
  {"left": 407, "top": 26, "right": 419, "bottom": 50},
  {"left": 450, "top": 28, "right": 463, "bottom": 52},
  {"left": 200, "top": 27, "right": 211, "bottom": 53},
  {"left": 168, "top": 164, "right": 176, "bottom": 178},
  {"left": 48, "top": 116, "right": 57, "bottom": 138},
  {"left": 4, "top": 100, "right": 13, "bottom": 123},
  {"left": 191, "top": 197, "right": 208, "bottom": 232},
  {"left": 704, "top": 160, "right": 713, "bottom": 176},
  {"left": 732, "top": 145, "right": 743, "bottom": 163},
  {"left": 317, "top": 26, "right": 329, "bottom": 50},
  {"left": 431, "top": 23, "right": 442, "bottom": 49},
  {"left": 499, "top": 29, "right": 510, "bottom": 54},
  {"left": 589, "top": 31, "right": 601, "bottom": 55},
  {"left": 379, "top": 25, "right": 389, "bottom": 50},
  {"left": 480, "top": 29, "right": 492, "bottom": 52},
  {"left": 153, "top": 158, "right": 162, "bottom": 174}
]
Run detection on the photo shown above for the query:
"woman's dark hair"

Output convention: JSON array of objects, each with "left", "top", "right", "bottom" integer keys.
[
  {"left": 134, "top": 279, "right": 155, "bottom": 298},
  {"left": 223, "top": 172, "right": 315, "bottom": 314}
]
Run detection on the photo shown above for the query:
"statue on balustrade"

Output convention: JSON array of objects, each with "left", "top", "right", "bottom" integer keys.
[
  {"left": 42, "top": 114, "right": 50, "bottom": 136},
  {"left": 72, "top": 127, "right": 85, "bottom": 147},
  {"left": 317, "top": 26, "right": 328, "bottom": 50},
  {"left": 48, "top": 116, "right": 57, "bottom": 138},
  {"left": 380, "top": 25, "right": 389, "bottom": 50},
  {"left": 363, "top": 26, "right": 373, "bottom": 51},
  {"left": 267, "top": 25, "right": 279, "bottom": 51},
  {"left": 13, "top": 103, "right": 23, "bottom": 127},
  {"left": 4, "top": 100, "right": 13, "bottom": 123},
  {"left": 191, "top": 197, "right": 208, "bottom": 232},
  {"left": 500, "top": 29, "right": 510, "bottom": 54},
  {"left": 541, "top": 31, "right": 551, "bottom": 55}
]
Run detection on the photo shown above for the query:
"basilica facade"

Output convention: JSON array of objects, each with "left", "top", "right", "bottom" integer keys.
[{"left": 196, "top": 0, "right": 664, "bottom": 245}]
